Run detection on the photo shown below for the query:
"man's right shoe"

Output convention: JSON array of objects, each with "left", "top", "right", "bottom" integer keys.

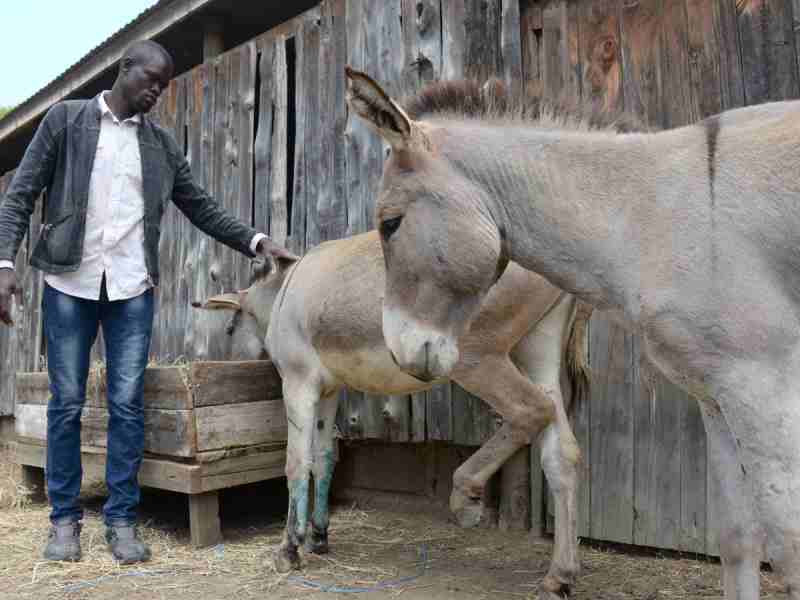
[{"left": 43, "top": 519, "right": 82, "bottom": 562}]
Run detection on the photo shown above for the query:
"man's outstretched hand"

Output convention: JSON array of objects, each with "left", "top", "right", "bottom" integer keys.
[
  {"left": 0, "top": 269, "right": 18, "bottom": 326},
  {"left": 255, "top": 238, "right": 300, "bottom": 263}
]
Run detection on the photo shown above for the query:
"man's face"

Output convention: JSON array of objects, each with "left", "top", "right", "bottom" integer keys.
[{"left": 122, "top": 53, "right": 173, "bottom": 114}]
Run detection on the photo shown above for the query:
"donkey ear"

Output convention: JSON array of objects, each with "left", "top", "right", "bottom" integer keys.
[
  {"left": 345, "top": 66, "right": 413, "bottom": 149},
  {"left": 191, "top": 292, "right": 242, "bottom": 311},
  {"left": 274, "top": 255, "right": 299, "bottom": 272}
]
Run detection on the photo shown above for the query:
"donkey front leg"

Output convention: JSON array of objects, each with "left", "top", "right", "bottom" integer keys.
[
  {"left": 714, "top": 370, "right": 800, "bottom": 599},
  {"left": 275, "top": 382, "right": 320, "bottom": 573},
  {"left": 307, "top": 392, "right": 340, "bottom": 555},
  {"left": 452, "top": 355, "right": 557, "bottom": 528},
  {"left": 698, "top": 398, "right": 762, "bottom": 600}
]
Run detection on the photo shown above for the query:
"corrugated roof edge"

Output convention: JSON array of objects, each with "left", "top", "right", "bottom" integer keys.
[{"left": 0, "top": 0, "right": 214, "bottom": 144}]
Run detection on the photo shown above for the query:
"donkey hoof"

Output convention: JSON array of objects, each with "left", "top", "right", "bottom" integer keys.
[
  {"left": 274, "top": 546, "right": 301, "bottom": 573},
  {"left": 539, "top": 575, "right": 572, "bottom": 599},
  {"left": 450, "top": 489, "right": 483, "bottom": 529}
]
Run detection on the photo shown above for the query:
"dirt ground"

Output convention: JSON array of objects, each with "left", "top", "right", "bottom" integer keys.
[{"left": 0, "top": 445, "right": 788, "bottom": 600}]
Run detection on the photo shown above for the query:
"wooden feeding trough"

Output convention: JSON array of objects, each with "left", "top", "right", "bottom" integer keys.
[{"left": 13, "top": 360, "right": 287, "bottom": 547}]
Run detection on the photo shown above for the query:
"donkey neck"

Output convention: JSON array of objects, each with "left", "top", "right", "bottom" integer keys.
[{"left": 437, "top": 119, "right": 678, "bottom": 327}]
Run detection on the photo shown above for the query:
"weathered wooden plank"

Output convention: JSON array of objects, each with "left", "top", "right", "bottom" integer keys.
[
  {"left": 182, "top": 62, "right": 214, "bottom": 361},
  {"left": 200, "top": 464, "right": 286, "bottom": 492},
  {"left": 501, "top": 0, "right": 524, "bottom": 92},
  {"left": 81, "top": 406, "right": 197, "bottom": 458},
  {"left": 540, "top": 0, "right": 581, "bottom": 100},
  {"left": 713, "top": 0, "right": 746, "bottom": 110},
  {"left": 426, "top": 382, "right": 453, "bottom": 442},
  {"left": 658, "top": 0, "right": 695, "bottom": 128},
  {"left": 680, "top": 395, "right": 707, "bottom": 553},
  {"left": 163, "top": 74, "right": 190, "bottom": 363},
  {"left": 633, "top": 351, "right": 682, "bottom": 550},
  {"left": 296, "top": 18, "right": 320, "bottom": 252},
  {"left": 685, "top": 0, "right": 725, "bottom": 119},
  {"left": 313, "top": 0, "right": 349, "bottom": 244},
  {"left": 14, "top": 441, "right": 203, "bottom": 494},
  {"left": 14, "top": 403, "right": 47, "bottom": 441},
  {"left": 520, "top": 0, "right": 543, "bottom": 86},
  {"left": 190, "top": 360, "right": 282, "bottom": 406},
  {"left": 93, "top": 366, "right": 193, "bottom": 410},
  {"left": 401, "top": 0, "right": 443, "bottom": 90},
  {"left": 152, "top": 76, "right": 184, "bottom": 361},
  {"left": 579, "top": 0, "right": 622, "bottom": 112},
  {"left": 499, "top": 447, "right": 530, "bottom": 531},
  {"left": 410, "top": 390, "right": 426, "bottom": 442},
  {"left": 383, "top": 395, "right": 411, "bottom": 443},
  {"left": 199, "top": 446, "right": 287, "bottom": 476},
  {"left": 588, "top": 314, "right": 634, "bottom": 544},
  {"left": 253, "top": 39, "right": 276, "bottom": 241},
  {"left": 452, "top": 385, "right": 498, "bottom": 447},
  {"left": 195, "top": 400, "right": 287, "bottom": 451},
  {"left": 620, "top": 0, "right": 662, "bottom": 125},
  {"left": 288, "top": 22, "right": 309, "bottom": 255},
  {"left": 268, "top": 36, "right": 290, "bottom": 247},
  {"left": 14, "top": 372, "right": 50, "bottom": 405},
  {"left": 737, "top": 0, "right": 799, "bottom": 104}
]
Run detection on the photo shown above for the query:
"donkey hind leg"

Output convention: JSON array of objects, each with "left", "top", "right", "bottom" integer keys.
[
  {"left": 537, "top": 422, "right": 580, "bottom": 599},
  {"left": 307, "top": 392, "right": 340, "bottom": 555},
  {"left": 275, "top": 383, "right": 319, "bottom": 573},
  {"left": 698, "top": 398, "right": 761, "bottom": 600},
  {"left": 511, "top": 295, "right": 581, "bottom": 598},
  {"left": 451, "top": 355, "right": 558, "bottom": 528}
]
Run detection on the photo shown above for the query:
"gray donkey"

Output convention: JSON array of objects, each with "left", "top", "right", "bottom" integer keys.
[
  {"left": 347, "top": 66, "right": 800, "bottom": 600},
  {"left": 195, "top": 229, "right": 591, "bottom": 597}
]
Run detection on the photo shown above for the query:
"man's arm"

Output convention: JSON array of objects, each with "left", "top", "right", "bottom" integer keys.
[
  {"left": 0, "top": 103, "right": 63, "bottom": 325},
  {"left": 0, "top": 104, "right": 64, "bottom": 264}
]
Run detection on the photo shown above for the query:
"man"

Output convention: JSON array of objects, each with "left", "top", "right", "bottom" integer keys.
[{"left": 0, "top": 40, "right": 294, "bottom": 564}]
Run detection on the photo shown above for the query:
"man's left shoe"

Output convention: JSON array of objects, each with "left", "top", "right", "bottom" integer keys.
[{"left": 105, "top": 524, "right": 151, "bottom": 564}]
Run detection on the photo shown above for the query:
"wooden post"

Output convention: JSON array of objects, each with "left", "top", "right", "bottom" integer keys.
[
  {"left": 189, "top": 491, "right": 222, "bottom": 547},
  {"left": 20, "top": 464, "right": 46, "bottom": 503},
  {"left": 202, "top": 17, "right": 225, "bottom": 61}
]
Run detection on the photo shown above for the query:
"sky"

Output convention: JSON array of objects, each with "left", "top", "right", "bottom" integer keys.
[{"left": 0, "top": 1, "right": 159, "bottom": 108}]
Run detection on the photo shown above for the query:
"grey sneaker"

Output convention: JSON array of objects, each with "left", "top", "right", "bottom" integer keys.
[
  {"left": 43, "top": 519, "right": 82, "bottom": 562},
  {"left": 105, "top": 524, "right": 151, "bottom": 564}
]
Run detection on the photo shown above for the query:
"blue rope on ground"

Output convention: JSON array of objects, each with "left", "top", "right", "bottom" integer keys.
[
  {"left": 287, "top": 544, "right": 431, "bottom": 594},
  {"left": 60, "top": 569, "right": 177, "bottom": 593}
]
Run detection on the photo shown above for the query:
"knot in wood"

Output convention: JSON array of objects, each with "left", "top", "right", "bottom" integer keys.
[{"left": 415, "top": 1, "right": 435, "bottom": 33}]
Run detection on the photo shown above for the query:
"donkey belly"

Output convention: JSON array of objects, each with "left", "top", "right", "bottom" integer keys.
[{"left": 324, "top": 347, "right": 436, "bottom": 395}]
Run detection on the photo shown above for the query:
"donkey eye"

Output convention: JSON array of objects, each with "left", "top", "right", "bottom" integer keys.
[{"left": 380, "top": 216, "right": 403, "bottom": 240}]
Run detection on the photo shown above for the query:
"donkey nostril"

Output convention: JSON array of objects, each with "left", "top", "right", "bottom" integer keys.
[{"left": 389, "top": 349, "right": 400, "bottom": 367}]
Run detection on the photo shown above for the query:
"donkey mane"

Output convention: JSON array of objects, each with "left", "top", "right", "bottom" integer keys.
[{"left": 402, "top": 79, "right": 651, "bottom": 134}]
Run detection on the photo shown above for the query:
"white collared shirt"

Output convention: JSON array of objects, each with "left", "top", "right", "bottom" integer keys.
[{"left": 0, "top": 92, "right": 266, "bottom": 300}]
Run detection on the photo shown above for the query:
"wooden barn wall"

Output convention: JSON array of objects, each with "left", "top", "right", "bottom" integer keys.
[{"left": 2, "top": 0, "right": 800, "bottom": 555}]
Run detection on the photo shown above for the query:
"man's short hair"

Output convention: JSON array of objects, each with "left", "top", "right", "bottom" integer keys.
[{"left": 121, "top": 40, "right": 174, "bottom": 72}]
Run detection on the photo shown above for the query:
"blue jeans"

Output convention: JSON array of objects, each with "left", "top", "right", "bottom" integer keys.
[{"left": 43, "top": 280, "right": 154, "bottom": 525}]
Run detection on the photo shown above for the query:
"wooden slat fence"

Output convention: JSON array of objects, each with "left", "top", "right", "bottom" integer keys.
[{"left": 2, "top": 0, "right": 799, "bottom": 555}]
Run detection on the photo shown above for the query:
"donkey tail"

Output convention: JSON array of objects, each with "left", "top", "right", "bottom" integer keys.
[{"left": 565, "top": 299, "right": 593, "bottom": 417}]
